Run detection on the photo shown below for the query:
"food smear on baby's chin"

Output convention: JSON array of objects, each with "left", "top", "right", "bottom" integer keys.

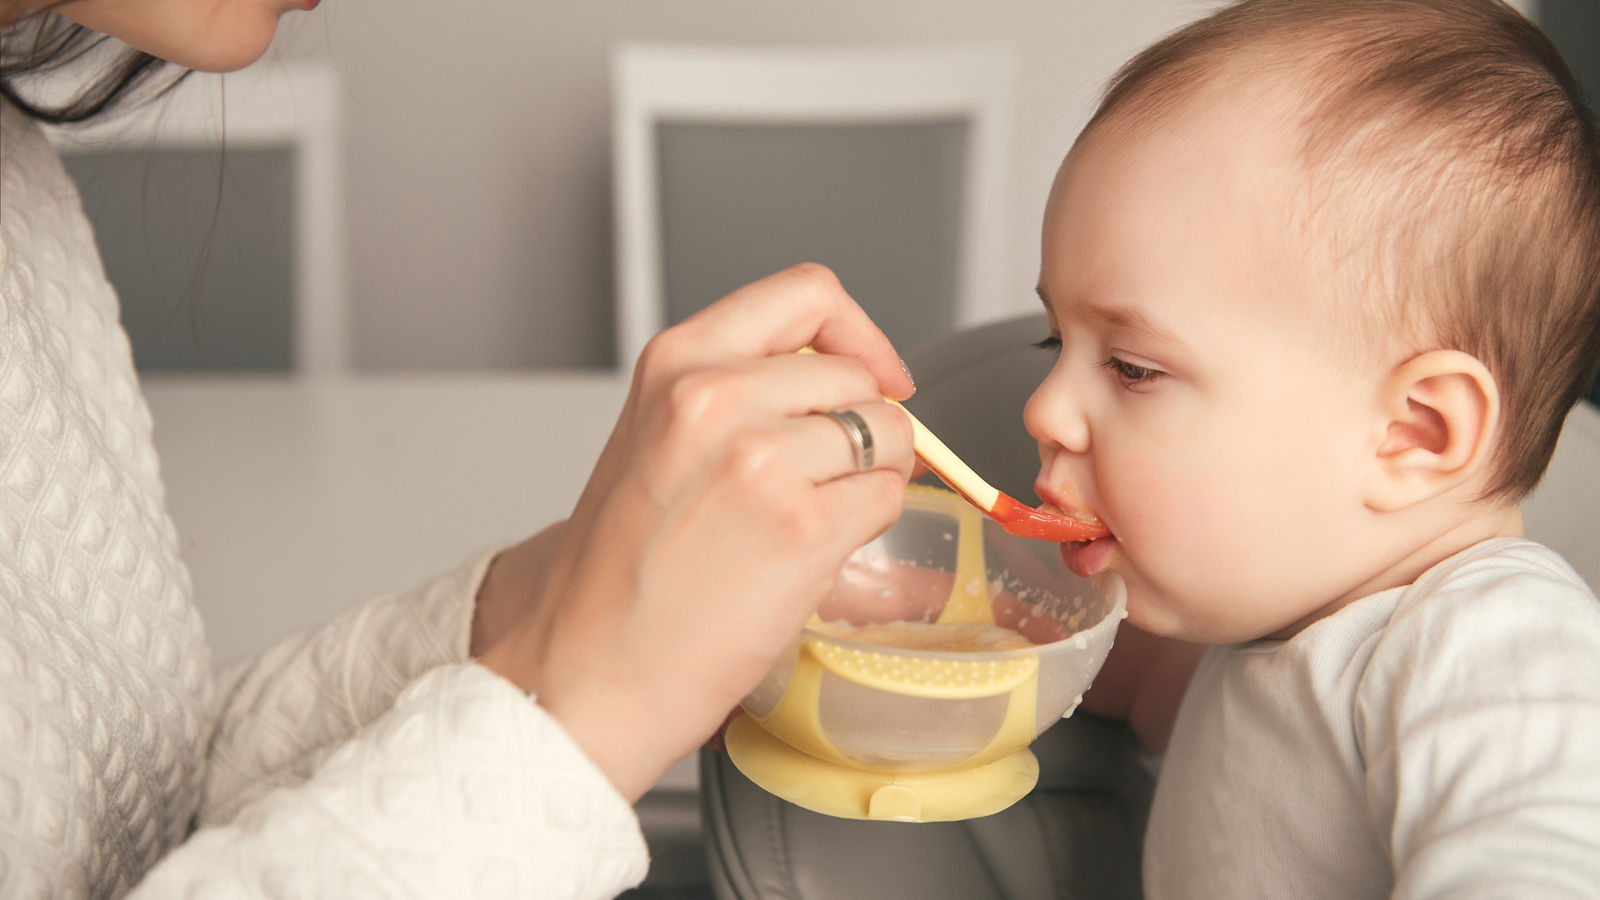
[
  {"left": 811, "top": 619, "right": 1035, "bottom": 652},
  {"left": 1050, "top": 482, "right": 1098, "bottom": 520}
]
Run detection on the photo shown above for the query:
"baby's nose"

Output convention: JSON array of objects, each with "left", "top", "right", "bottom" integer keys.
[{"left": 1024, "top": 372, "right": 1090, "bottom": 455}]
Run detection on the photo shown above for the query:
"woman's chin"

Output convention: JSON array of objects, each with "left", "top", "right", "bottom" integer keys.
[
  {"left": 148, "top": 10, "right": 284, "bottom": 73},
  {"left": 179, "top": 30, "right": 277, "bottom": 73}
]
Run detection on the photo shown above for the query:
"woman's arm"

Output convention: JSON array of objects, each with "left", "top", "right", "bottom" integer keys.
[
  {"left": 141, "top": 664, "right": 650, "bottom": 898},
  {"left": 200, "top": 548, "right": 493, "bottom": 823}
]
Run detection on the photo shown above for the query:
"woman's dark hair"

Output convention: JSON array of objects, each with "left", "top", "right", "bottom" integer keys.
[{"left": 0, "top": 13, "right": 188, "bottom": 123}]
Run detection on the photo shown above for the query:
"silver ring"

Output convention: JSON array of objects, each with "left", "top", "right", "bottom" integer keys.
[{"left": 822, "top": 408, "right": 875, "bottom": 471}]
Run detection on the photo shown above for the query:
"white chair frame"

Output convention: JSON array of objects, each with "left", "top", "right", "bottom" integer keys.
[
  {"left": 45, "top": 61, "right": 347, "bottom": 376},
  {"left": 611, "top": 43, "right": 1018, "bottom": 371}
]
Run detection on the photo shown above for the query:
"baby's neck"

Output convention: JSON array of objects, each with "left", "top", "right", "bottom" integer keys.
[
  {"left": 1273, "top": 501, "right": 1524, "bottom": 640},
  {"left": 1376, "top": 501, "right": 1524, "bottom": 591}
]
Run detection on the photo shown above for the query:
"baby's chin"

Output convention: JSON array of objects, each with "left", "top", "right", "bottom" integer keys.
[
  {"left": 1121, "top": 603, "right": 1177, "bottom": 639},
  {"left": 1111, "top": 584, "right": 1207, "bottom": 642},
  {"left": 1123, "top": 600, "right": 1276, "bottom": 646}
]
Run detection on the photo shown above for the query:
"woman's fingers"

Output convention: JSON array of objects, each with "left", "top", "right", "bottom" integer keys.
[
  {"left": 796, "top": 401, "right": 915, "bottom": 484},
  {"left": 655, "top": 350, "right": 883, "bottom": 425},
  {"left": 617, "top": 348, "right": 915, "bottom": 496},
  {"left": 809, "top": 467, "right": 909, "bottom": 561},
  {"left": 656, "top": 263, "right": 915, "bottom": 400}
]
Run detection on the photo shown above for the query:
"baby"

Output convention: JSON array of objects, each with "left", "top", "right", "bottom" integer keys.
[{"left": 1028, "top": 0, "right": 1600, "bottom": 895}]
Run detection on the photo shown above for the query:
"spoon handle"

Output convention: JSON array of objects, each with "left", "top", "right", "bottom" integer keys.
[
  {"left": 888, "top": 399, "right": 999, "bottom": 510},
  {"left": 795, "top": 347, "right": 1105, "bottom": 542},
  {"left": 890, "top": 400, "right": 1107, "bottom": 543}
]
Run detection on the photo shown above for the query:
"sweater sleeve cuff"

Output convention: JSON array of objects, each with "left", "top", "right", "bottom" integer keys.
[{"left": 158, "top": 662, "right": 651, "bottom": 897}]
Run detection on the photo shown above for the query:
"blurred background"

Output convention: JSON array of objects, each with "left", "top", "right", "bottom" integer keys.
[
  {"left": 53, "top": 0, "right": 1592, "bottom": 376},
  {"left": 154, "top": 0, "right": 1190, "bottom": 372}
]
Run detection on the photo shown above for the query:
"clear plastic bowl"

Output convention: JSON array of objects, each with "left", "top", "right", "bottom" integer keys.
[{"left": 740, "top": 487, "right": 1126, "bottom": 773}]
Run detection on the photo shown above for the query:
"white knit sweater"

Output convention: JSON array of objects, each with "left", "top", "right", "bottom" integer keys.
[{"left": 0, "top": 97, "right": 648, "bottom": 898}]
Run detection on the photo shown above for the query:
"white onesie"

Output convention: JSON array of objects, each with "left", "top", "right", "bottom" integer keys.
[{"left": 1144, "top": 538, "right": 1600, "bottom": 899}]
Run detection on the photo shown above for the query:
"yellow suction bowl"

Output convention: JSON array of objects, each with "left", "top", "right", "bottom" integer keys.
[
  {"left": 726, "top": 485, "right": 1126, "bottom": 823},
  {"left": 724, "top": 714, "right": 1039, "bottom": 823}
]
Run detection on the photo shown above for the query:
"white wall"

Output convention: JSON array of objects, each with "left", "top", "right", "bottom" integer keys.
[
  {"left": 260, "top": 0, "right": 1202, "bottom": 370},
  {"left": 258, "top": 0, "right": 1540, "bottom": 371}
]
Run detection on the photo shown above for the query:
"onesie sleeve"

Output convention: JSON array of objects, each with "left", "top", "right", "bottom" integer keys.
[
  {"left": 130, "top": 663, "right": 650, "bottom": 897},
  {"left": 1356, "top": 550, "right": 1600, "bottom": 898},
  {"left": 199, "top": 547, "right": 498, "bottom": 824}
]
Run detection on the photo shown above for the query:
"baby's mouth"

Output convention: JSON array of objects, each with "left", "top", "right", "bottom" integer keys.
[
  {"left": 1059, "top": 534, "right": 1119, "bottom": 578},
  {"left": 1036, "top": 498, "right": 1100, "bottom": 529},
  {"left": 1038, "top": 500, "right": 1118, "bottom": 577}
]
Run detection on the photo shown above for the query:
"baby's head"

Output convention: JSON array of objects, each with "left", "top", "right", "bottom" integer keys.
[{"left": 1027, "top": 0, "right": 1600, "bottom": 643}]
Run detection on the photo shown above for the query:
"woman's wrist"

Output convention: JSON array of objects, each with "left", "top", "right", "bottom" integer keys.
[{"left": 470, "top": 522, "right": 564, "bottom": 658}]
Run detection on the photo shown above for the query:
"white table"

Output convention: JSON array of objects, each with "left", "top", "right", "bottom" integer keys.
[
  {"left": 143, "top": 373, "right": 702, "bottom": 793},
  {"left": 144, "top": 372, "right": 631, "bottom": 665}
]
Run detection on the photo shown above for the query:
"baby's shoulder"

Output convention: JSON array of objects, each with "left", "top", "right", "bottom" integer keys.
[
  {"left": 1360, "top": 538, "right": 1600, "bottom": 710},
  {"left": 1395, "top": 537, "right": 1596, "bottom": 628}
]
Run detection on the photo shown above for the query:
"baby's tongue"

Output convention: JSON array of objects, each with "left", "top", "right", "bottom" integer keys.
[{"left": 1061, "top": 535, "right": 1117, "bottom": 578}]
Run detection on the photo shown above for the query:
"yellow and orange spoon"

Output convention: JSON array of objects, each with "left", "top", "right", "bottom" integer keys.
[
  {"left": 797, "top": 347, "right": 1106, "bottom": 542},
  {"left": 890, "top": 400, "right": 1108, "bottom": 543}
]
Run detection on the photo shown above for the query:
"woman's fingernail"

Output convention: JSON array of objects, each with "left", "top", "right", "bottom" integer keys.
[{"left": 900, "top": 357, "right": 916, "bottom": 391}]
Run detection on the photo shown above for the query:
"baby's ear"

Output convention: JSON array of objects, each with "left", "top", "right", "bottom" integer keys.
[{"left": 1364, "top": 350, "right": 1499, "bottom": 512}]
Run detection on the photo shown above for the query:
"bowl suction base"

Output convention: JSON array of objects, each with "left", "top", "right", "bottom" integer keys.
[{"left": 723, "top": 714, "right": 1039, "bottom": 823}]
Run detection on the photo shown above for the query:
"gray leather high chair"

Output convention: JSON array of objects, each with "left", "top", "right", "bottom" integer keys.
[
  {"left": 699, "top": 314, "right": 1152, "bottom": 900},
  {"left": 698, "top": 314, "right": 1600, "bottom": 900}
]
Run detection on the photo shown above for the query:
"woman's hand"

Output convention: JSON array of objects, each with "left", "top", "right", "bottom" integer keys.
[{"left": 474, "top": 264, "right": 916, "bottom": 801}]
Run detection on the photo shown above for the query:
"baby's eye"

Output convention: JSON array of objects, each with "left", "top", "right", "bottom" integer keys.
[
  {"left": 1032, "top": 335, "right": 1063, "bottom": 356},
  {"left": 1102, "top": 355, "right": 1163, "bottom": 387}
]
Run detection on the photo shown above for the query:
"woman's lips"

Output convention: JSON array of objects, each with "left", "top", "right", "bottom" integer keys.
[{"left": 1060, "top": 535, "right": 1118, "bottom": 577}]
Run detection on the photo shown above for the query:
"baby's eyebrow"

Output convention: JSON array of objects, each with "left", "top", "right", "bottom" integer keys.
[
  {"left": 1088, "top": 303, "right": 1183, "bottom": 347},
  {"left": 1034, "top": 286, "right": 1183, "bottom": 348}
]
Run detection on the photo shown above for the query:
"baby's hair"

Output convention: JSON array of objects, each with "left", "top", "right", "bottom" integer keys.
[{"left": 1084, "top": 0, "right": 1600, "bottom": 500}]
